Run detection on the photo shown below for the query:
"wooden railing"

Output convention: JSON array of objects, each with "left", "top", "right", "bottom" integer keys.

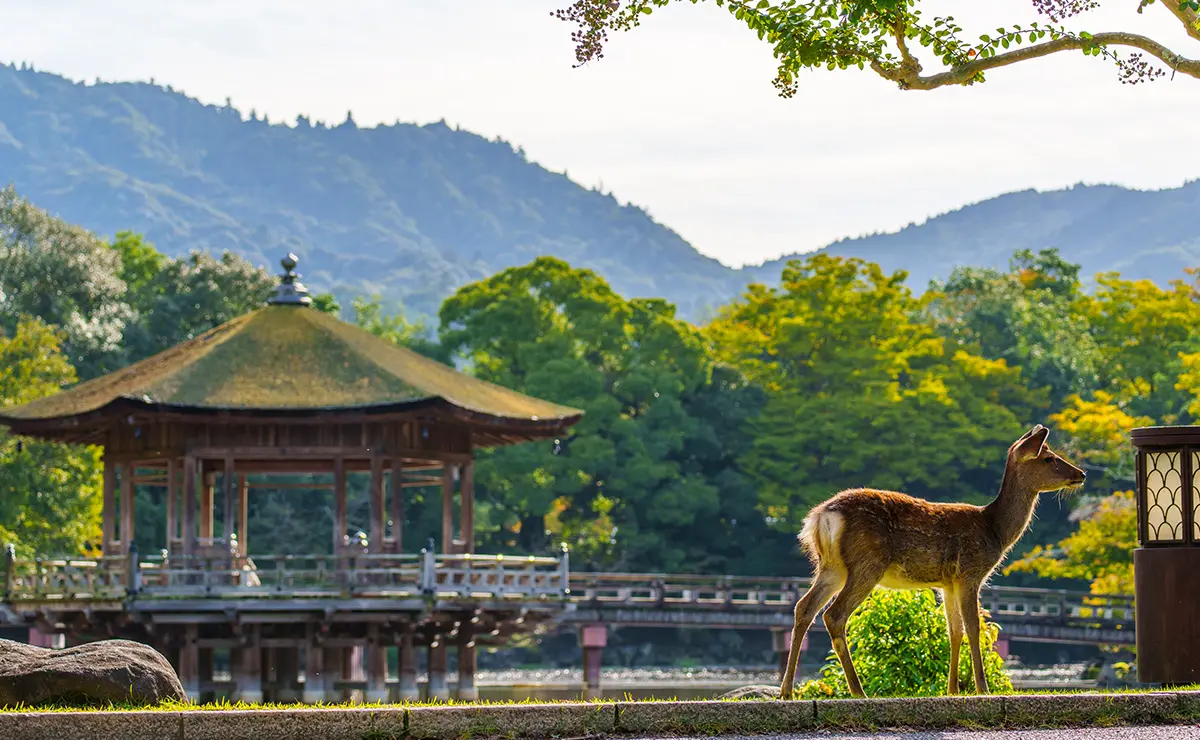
[
  {"left": 3, "top": 546, "right": 570, "bottom": 603},
  {"left": 2, "top": 547, "right": 1133, "bottom": 633},
  {"left": 567, "top": 572, "right": 1136, "bottom": 629}
]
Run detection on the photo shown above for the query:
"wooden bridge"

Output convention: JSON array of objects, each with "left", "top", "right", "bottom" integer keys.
[
  {"left": 565, "top": 572, "right": 1136, "bottom": 646},
  {"left": 3, "top": 552, "right": 1134, "bottom": 647}
]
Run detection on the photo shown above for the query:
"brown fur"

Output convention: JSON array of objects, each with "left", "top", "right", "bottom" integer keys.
[{"left": 779, "top": 425, "right": 1086, "bottom": 700}]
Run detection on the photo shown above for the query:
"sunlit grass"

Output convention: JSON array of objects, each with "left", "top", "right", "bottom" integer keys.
[{"left": 3, "top": 684, "right": 1199, "bottom": 713}]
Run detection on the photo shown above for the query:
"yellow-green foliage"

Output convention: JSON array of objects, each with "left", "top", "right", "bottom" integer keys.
[{"left": 798, "top": 588, "right": 1013, "bottom": 698}]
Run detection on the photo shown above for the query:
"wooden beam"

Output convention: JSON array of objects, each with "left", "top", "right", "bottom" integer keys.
[
  {"left": 441, "top": 463, "right": 455, "bottom": 553},
  {"left": 333, "top": 457, "right": 346, "bottom": 555},
  {"left": 461, "top": 459, "right": 475, "bottom": 555},
  {"left": 165, "top": 458, "right": 178, "bottom": 548},
  {"left": 238, "top": 474, "right": 249, "bottom": 556},
  {"left": 223, "top": 454, "right": 236, "bottom": 545},
  {"left": 101, "top": 457, "right": 116, "bottom": 555},
  {"left": 185, "top": 446, "right": 473, "bottom": 462},
  {"left": 369, "top": 454, "right": 384, "bottom": 554},
  {"left": 389, "top": 459, "right": 403, "bottom": 553},
  {"left": 182, "top": 456, "right": 197, "bottom": 555},
  {"left": 199, "top": 473, "right": 214, "bottom": 540},
  {"left": 119, "top": 462, "right": 135, "bottom": 550}
]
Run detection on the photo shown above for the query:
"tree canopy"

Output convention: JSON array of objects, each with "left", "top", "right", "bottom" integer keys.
[{"left": 555, "top": 0, "right": 1200, "bottom": 92}]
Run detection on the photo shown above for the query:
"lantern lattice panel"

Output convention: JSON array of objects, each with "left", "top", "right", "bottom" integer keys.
[
  {"left": 1145, "top": 450, "right": 1185, "bottom": 542},
  {"left": 1193, "top": 451, "right": 1200, "bottom": 542}
]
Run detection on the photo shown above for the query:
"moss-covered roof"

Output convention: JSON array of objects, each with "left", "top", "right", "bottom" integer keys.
[{"left": 0, "top": 306, "right": 582, "bottom": 427}]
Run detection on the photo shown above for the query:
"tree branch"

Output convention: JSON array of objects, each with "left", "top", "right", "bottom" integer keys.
[
  {"left": 1157, "top": 0, "right": 1200, "bottom": 43},
  {"left": 871, "top": 30, "right": 1200, "bottom": 89}
]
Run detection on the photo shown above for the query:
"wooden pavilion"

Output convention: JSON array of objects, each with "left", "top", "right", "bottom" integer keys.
[{"left": 0, "top": 255, "right": 583, "bottom": 703}]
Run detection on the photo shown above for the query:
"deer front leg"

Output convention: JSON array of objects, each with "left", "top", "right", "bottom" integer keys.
[
  {"left": 942, "top": 584, "right": 963, "bottom": 696},
  {"left": 958, "top": 584, "right": 988, "bottom": 694}
]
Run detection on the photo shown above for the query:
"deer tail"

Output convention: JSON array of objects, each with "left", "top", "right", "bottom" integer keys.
[{"left": 798, "top": 505, "right": 845, "bottom": 571}]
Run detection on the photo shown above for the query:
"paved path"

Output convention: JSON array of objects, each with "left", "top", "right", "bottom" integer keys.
[{"left": 670, "top": 727, "right": 1200, "bottom": 739}]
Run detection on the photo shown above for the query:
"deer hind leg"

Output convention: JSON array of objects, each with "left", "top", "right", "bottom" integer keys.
[
  {"left": 779, "top": 566, "right": 845, "bottom": 700},
  {"left": 958, "top": 583, "right": 989, "bottom": 694},
  {"left": 943, "top": 584, "right": 964, "bottom": 695},
  {"left": 822, "top": 566, "right": 885, "bottom": 699}
]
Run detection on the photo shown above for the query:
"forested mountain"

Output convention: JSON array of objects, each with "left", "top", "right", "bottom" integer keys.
[{"left": 1, "top": 62, "right": 1197, "bottom": 320}]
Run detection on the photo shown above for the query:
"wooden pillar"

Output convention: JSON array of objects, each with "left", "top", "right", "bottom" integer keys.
[
  {"left": 165, "top": 459, "right": 179, "bottom": 553},
  {"left": 101, "top": 458, "right": 116, "bottom": 555},
  {"left": 441, "top": 463, "right": 455, "bottom": 554},
  {"left": 456, "top": 632, "right": 477, "bottom": 701},
  {"left": 119, "top": 462, "right": 135, "bottom": 550},
  {"left": 200, "top": 472, "right": 214, "bottom": 542},
  {"left": 180, "top": 624, "right": 200, "bottom": 703},
  {"left": 275, "top": 647, "right": 301, "bottom": 703},
  {"left": 302, "top": 625, "right": 326, "bottom": 704},
  {"left": 233, "top": 627, "right": 263, "bottom": 704},
  {"left": 398, "top": 632, "right": 418, "bottom": 701},
  {"left": 182, "top": 456, "right": 197, "bottom": 556},
  {"left": 238, "top": 474, "right": 249, "bottom": 556},
  {"left": 223, "top": 455, "right": 236, "bottom": 550},
  {"left": 198, "top": 647, "right": 214, "bottom": 703},
  {"left": 333, "top": 457, "right": 347, "bottom": 554},
  {"left": 369, "top": 454, "right": 384, "bottom": 554},
  {"left": 580, "top": 624, "right": 607, "bottom": 700},
  {"left": 460, "top": 460, "right": 475, "bottom": 555},
  {"left": 428, "top": 639, "right": 449, "bottom": 701},
  {"left": 321, "top": 646, "right": 343, "bottom": 703},
  {"left": 389, "top": 459, "right": 404, "bottom": 553},
  {"left": 366, "top": 625, "right": 388, "bottom": 703}
]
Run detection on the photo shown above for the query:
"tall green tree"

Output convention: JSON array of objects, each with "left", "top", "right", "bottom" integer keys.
[
  {"left": 709, "top": 254, "right": 1045, "bottom": 534},
  {"left": 0, "top": 186, "right": 133, "bottom": 378},
  {"left": 926, "top": 249, "right": 1099, "bottom": 409},
  {"left": 439, "top": 257, "right": 777, "bottom": 573},
  {"left": 352, "top": 295, "right": 450, "bottom": 363},
  {"left": 0, "top": 317, "right": 102, "bottom": 557}
]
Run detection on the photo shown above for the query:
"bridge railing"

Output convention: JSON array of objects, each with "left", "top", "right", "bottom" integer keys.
[
  {"left": 3, "top": 550, "right": 569, "bottom": 603},
  {"left": 567, "top": 572, "right": 1136, "bottom": 628}
]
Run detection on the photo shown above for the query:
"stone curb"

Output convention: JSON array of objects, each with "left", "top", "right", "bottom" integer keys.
[{"left": 1, "top": 691, "right": 1198, "bottom": 739}]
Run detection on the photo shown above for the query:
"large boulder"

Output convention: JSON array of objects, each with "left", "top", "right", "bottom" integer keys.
[
  {"left": 0, "top": 638, "right": 186, "bottom": 707},
  {"left": 719, "top": 684, "right": 782, "bottom": 700}
]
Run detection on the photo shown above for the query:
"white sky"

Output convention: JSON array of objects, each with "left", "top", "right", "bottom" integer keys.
[{"left": 0, "top": 0, "right": 1196, "bottom": 267}]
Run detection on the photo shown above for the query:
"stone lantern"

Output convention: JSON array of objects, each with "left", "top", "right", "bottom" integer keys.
[{"left": 1131, "top": 425, "right": 1200, "bottom": 684}]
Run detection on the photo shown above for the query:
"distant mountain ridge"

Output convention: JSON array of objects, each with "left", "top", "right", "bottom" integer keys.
[{"left": 1, "top": 62, "right": 1197, "bottom": 320}]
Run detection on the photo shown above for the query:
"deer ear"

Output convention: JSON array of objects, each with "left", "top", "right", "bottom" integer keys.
[{"left": 1017, "top": 426, "right": 1050, "bottom": 459}]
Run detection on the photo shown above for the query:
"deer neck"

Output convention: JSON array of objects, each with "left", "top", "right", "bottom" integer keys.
[{"left": 983, "top": 465, "right": 1041, "bottom": 552}]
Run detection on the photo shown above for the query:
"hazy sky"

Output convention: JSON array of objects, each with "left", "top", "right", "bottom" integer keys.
[{"left": 1, "top": 0, "right": 1196, "bottom": 267}]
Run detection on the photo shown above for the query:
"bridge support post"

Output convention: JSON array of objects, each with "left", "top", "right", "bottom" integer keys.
[
  {"left": 456, "top": 633, "right": 478, "bottom": 701},
  {"left": 302, "top": 640, "right": 325, "bottom": 704},
  {"left": 580, "top": 624, "right": 606, "bottom": 700},
  {"left": 180, "top": 624, "right": 200, "bottom": 703},
  {"left": 398, "top": 633, "right": 419, "bottom": 701},
  {"left": 233, "top": 632, "right": 263, "bottom": 704},
  {"left": 275, "top": 647, "right": 301, "bottom": 703},
  {"left": 366, "top": 625, "right": 389, "bottom": 703},
  {"left": 321, "top": 647, "right": 344, "bottom": 703},
  {"left": 428, "top": 640, "right": 450, "bottom": 701}
]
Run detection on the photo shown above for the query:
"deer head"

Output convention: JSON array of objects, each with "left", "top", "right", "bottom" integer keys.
[{"left": 1006, "top": 425, "right": 1087, "bottom": 494}]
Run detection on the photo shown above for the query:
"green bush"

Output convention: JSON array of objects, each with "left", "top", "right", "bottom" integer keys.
[{"left": 796, "top": 588, "right": 1013, "bottom": 698}]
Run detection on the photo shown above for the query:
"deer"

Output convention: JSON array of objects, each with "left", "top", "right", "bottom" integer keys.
[{"left": 778, "top": 424, "right": 1086, "bottom": 700}]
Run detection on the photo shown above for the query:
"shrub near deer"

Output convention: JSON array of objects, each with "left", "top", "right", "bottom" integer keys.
[{"left": 781, "top": 425, "right": 1086, "bottom": 699}]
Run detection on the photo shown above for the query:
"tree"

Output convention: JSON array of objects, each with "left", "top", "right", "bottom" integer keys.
[
  {"left": 556, "top": 0, "right": 1200, "bottom": 92},
  {"left": 926, "top": 249, "right": 1099, "bottom": 409},
  {"left": 353, "top": 295, "right": 450, "bottom": 363},
  {"left": 708, "top": 254, "right": 1045, "bottom": 535},
  {"left": 0, "top": 186, "right": 133, "bottom": 378},
  {"left": 0, "top": 317, "right": 102, "bottom": 557},
  {"left": 1005, "top": 490, "right": 1136, "bottom": 595},
  {"left": 438, "top": 257, "right": 778, "bottom": 572}
]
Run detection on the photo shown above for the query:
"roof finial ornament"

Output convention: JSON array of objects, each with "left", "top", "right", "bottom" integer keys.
[{"left": 267, "top": 253, "right": 312, "bottom": 306}]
